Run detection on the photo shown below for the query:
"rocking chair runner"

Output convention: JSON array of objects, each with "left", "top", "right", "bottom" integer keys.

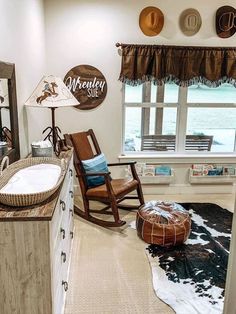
[{"left": 64, "top": 129, "right": 144, "bottom": 227}]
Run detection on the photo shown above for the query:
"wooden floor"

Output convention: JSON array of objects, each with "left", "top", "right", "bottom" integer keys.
[{"left": 65, "top": 194, "right": 235, "bottom": 314}]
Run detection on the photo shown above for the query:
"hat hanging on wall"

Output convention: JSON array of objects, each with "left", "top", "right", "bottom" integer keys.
[
  {"left": 216, "top": 6, "right": 236, "bottom": 38},
  {"left": 139, "top": 6, "right": 164, "bottom": 36},
  {"left": 179, "top": 8, "right": 202, "bottom": 36}
]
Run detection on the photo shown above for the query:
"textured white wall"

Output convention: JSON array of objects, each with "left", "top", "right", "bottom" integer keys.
[{"left": 0, "top": 0, "right": 47, "bottom": 157}]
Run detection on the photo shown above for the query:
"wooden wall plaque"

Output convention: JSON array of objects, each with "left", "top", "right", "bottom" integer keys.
[{"left": 64, "top": 65, "right": 107, "bottom": 110}]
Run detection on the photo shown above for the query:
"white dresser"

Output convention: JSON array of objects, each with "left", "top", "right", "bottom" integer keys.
[{"left": 0, "top": 151, "right": 74, "bottom": 314}]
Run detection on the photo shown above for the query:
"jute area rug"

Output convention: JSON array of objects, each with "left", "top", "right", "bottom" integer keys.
[{"left": 145, "top": 203, "right": 232, "bottom": 314}]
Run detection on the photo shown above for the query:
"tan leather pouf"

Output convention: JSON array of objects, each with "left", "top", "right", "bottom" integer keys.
[{"left": 136, "top": 200, "right": 191, "bottom": 247}]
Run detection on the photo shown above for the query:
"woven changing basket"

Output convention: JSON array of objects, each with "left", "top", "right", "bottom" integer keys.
[
  {"left": 136, "top": 200, "right": 191, "bottom": 247},
  {"left": 0, "top": 157, "right": 66, "bottom": 207}
]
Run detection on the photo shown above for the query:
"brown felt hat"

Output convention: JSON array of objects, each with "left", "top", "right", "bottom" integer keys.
[
  {"left": 139, "top": 6, "right": 164, "bottom": 36},
  {"left": 179, "top": 8, "right": 202, "bottom": 36},
  {"left": 216, "top": 6, "right": 236, "bottom": 38}
]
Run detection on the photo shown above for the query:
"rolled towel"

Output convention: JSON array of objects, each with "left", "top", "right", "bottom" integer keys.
[{"left": 31, "top": 140, "right": 52, "bottom": 148}]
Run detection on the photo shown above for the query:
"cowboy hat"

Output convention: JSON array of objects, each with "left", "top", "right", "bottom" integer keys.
[
  {"left": 216, "top": 6, "right": 236, "bottom": 38},
  {"left": 139, "top": 6, "right": 164, "bottom": 36},
  {"left": 179, "top": 8, "right": 202, "bottom": 36}
]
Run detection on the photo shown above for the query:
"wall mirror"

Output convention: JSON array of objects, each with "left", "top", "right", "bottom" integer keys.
[{"left": 0, "top": 61, "right": 20, "bottom": 163}]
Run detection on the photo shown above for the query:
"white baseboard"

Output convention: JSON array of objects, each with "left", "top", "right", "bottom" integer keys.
[
  {"left": 74, "top": 183, "right": 235, "bottom": 195},
  {"left": 142, "top": 183, "right": 235, "bottom": 195}
]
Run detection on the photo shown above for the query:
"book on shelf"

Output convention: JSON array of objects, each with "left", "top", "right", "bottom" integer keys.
[
  {"left": 223, "top": 166, "right": 235, "bottom": 176},
  {"left": 155, "top": 165, "right": 171, "bottom": 176},
  {"left": 135, "top": 163, "right": 145, "bottom": 176},
  {"left": 143, "top": 165, "right": 155, "bottom": 176},
  {"left": 191, "top": 164, "right": 228, "bottom": 176}
]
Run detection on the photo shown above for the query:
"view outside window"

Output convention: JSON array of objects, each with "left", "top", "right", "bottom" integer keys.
[
  {"left": 125, "top": 84, "right": 142, "bottom": 103},
  {"left": 186, "top": 84, "right": 236, "bottom": 153},
  {"left": 164, "top": 83, "right": 179, "bottom": 103},
  {"left": 124, "top": 83, "right": 236, "bottom": 153},
  {"left": 124, "top": 107, "right": 141, "bottom": 151},
  {"left": 187, "top": 84, "right": 236, "bottom": 103},
  {"left": 186, "top": 108, "right": 236, "bottom": 152}
]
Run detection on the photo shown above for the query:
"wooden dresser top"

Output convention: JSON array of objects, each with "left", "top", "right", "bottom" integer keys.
[{"left": 0, "top": 150, "right": 73, "bottom": 222}]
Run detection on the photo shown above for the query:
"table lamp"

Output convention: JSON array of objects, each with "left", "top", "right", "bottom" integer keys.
[{"left": 25, "top": 75, "right": 78, "bottom": 155}]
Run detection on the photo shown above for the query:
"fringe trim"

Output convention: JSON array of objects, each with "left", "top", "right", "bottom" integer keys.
[{"left": 119, "top": 75, "right": 236, "bottom": 88}]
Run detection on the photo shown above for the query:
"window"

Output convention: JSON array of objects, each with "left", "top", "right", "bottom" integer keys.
[{"left": 123, "top": 83, "right": 236, "bottom": 154}]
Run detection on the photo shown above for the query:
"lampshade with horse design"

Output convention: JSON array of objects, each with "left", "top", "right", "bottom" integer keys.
[
  {"left": 25, "top": 75, "right": 78, "bottom": 155},
  {"left": 25, "top": 75, "right": 78, "bottom": 108}
]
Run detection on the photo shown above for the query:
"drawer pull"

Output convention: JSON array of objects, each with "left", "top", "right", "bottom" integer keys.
[
  {"left": 70, "top": 231, "right": 74, "bottom": 239},
  {"left": 60, "top": 200, "right": 66, "bottom": 211},
  {"left": 62, "top": 281, "right": 68, "bottom": 292},
  {"left": 60, "top": 228, "right": 65, "bottom": 239},
  {"left": 61, "top": 251, "right": 67, "bottom": 263},
  {"left": 69, "top": 169, "right": 73, "bottom": 177},
  {"left": 70, "top": 208, "right": 74, "bottom": 216},
  {"left": 69, "top": 190, "right": 74, "bottom": 198}
]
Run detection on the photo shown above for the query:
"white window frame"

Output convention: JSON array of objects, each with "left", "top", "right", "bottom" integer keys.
[{"left": 122, "top": 83, "right": 236, "bottom": 155}]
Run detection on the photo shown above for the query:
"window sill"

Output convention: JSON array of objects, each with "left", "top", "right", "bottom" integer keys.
[{"left": 118, "top": 153, "right": 236, "bottom": 164}]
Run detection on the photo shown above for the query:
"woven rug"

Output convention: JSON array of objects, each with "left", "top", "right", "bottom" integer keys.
[{"left": 146, "top": 203, "right": 233, "bottom": 314}]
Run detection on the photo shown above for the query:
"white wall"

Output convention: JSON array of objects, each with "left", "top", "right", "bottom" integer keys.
[
  {"left": 43, "top": 0, "right": 236, "bottom": 160},
  {"left": 42, "top": 0, "right": 236, "bottom": 193},
  {"left": 0, "top": 0, "right": 48, "bottom": 157}
]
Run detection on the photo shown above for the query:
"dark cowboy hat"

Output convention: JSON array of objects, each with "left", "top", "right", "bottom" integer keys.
[{"left": 216, "top": 5, "right": 236, "bottom": 38}]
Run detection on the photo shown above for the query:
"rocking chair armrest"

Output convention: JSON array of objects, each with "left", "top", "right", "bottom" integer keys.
[
  {"left": 108, "top": 162, "right": 139, "bottom": 181},
  {"left": 81, "top": 172, "right": 111, "bottom": 177},
  {"left": 107, "top": 161, "right": 136, "bottom": 167}
]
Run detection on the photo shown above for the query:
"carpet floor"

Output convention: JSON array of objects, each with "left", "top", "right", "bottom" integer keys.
[{"left": 64, "top": 194, "right": 234, "bottom": 314}]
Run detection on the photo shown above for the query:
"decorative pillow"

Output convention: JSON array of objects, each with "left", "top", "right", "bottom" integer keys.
[{"left": 81, "top": 153, "right": 109, "bottom": 188}]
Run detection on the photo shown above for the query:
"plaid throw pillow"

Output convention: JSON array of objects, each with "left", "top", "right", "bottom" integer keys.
[{"left": 81, "top": 153, "right": 109, "bottom": 188}]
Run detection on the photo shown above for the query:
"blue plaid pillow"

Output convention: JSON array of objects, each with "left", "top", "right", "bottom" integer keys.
[{"left": 81, "top": 153, "right": 109, "bottom": 188}]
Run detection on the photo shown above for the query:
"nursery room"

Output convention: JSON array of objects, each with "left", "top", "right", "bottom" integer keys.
[{"left": 0, "top": 0, "right": 236, "bottom": 313}]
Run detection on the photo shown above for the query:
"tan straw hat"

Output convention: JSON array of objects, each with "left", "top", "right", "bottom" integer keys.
[
  {"left": 139, "top": 6, "right": 164, "bottom": 36},
  {"left": 216, "top": 6, "right": 236, "bottom": 38},
  {"left": 179, "top": 8, "right": 202, "bottom": 36}
]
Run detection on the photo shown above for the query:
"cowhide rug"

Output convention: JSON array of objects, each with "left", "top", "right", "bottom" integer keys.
[{"left": 146, "top": 203, "right": 232, "bottom": 314}]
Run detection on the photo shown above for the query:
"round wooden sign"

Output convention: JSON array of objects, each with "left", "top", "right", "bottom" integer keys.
[{"left": 64, "top": 65, "right": 107, "bottom": 110}]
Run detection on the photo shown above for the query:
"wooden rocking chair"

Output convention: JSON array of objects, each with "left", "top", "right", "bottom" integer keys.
[{"left": 64, "top": 129, "right": 144, "bottom": 227}]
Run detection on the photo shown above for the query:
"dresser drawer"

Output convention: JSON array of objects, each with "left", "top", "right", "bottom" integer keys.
[
  {"left": 50, "top": 180, "right": 73, "bottom": 249},
  {"left": 52, "top": 219, "right": 73, "bottom": 314}
]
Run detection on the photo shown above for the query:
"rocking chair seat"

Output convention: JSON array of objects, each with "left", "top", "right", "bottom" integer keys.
[{"left": 86, "top": 178, "right": 139, "bottom": 199}]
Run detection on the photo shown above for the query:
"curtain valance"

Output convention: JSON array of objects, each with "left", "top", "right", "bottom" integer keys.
[{"left": 117, "top": 44, "right": 236, "bottom": 87}]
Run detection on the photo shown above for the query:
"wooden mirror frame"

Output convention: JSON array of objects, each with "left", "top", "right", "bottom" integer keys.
[{"left": 0, "top": 61, "right": 20, "bottom": 163}]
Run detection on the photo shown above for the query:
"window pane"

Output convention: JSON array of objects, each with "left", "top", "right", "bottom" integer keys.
[
  {"left": 186, "top": 108, "right": 236, "bottom": 152},
  {"left": 124, "top": 107, "right": 141, "bottom": 151},
  {"left": 151, "top": 83, "right": 157, "bottom": 102},
  {"left": 149, "top": 108, "right": 155, "bottom": 134},
  {"left": 124, "top": 107, "right": 177, "bottom": 152},
  {"left": 125, "top": 84, "right": 143, "bottom": 103},
  {"left": 164, "top": 83, "right": 179, "bottom": 103},
  {"left": 162, "top": 108, "right": 177, "bottom": 135},
  {"left": 187, "top": 84, "right": 236, "bottom": 103}
]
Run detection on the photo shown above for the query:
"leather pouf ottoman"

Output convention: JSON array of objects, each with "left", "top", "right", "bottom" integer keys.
[{"left": 136, "top": 200, "right": 191, "bottom": 247}]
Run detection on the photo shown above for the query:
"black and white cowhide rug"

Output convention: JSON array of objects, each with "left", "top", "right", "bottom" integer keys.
[{"left": 146, "top": 203, "right": 232, "bottom": 314}]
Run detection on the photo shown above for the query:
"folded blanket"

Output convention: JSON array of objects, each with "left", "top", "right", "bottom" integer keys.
[{"left": 0, "top": 164, "right": 61, "bottom": 194}]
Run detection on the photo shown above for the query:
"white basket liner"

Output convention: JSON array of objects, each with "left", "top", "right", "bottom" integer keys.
[{"left": 0, "top": 164, "right": 61, "bottom": 194}]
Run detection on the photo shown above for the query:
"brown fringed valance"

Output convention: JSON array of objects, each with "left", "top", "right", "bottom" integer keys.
[{"left": 117, "top": 43, "right": 236, "bottom": 87}]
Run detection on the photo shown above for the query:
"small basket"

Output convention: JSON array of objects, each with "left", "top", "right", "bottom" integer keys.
[
  {"left": 0, "top": 157, "right": 67, "bottom": 207},
  {"left": 0, "top": 143, "right": 8, "bottom": 157},
  {"left": 31, "top": 145, "right": 53, "bottom": 157}
]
